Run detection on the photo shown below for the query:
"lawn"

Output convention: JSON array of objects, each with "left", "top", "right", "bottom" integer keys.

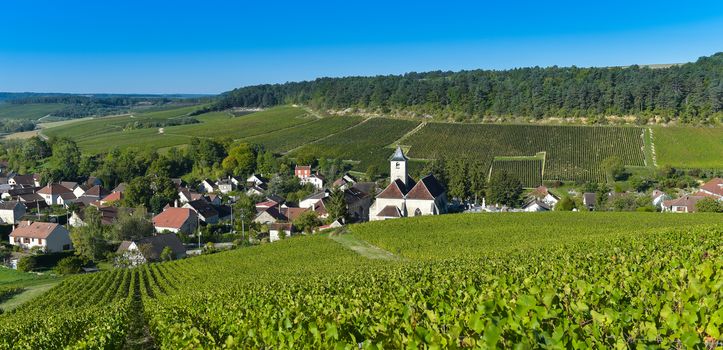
[{"left": 653, "top": 126, "right": 723, "bottom": 169}]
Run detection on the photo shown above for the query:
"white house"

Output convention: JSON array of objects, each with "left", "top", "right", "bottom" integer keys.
[
  {"left": 0, "top": 201, "right": 26, "bottom": 224},
  {"left": 216, "top": 178, "right": 234, "bottom": 194},
  {"left": 268, "top": 223, "right": 293, "bottom": 242},
  {"left": 369, "top": 147, "right": 447, "bottom": 221},
  {"left": 522, "top": 199, "right": 551, "bottom": 212},
  {"left": 531, "top": 186, "right": 559, "bottom": 207},
  {"left": 246, "top": 174, "right": 268, "bottom": 187},
  {"left": 299, "top": 190, "right": 330, "bottom": 209},
  {"left": 696, "top": 178, "right": 723, "bottom": 200},
  {"left": 651, "top": 190, "right": 670, "bottom": 209},
  {"left": 9, "top": 221, "right": 72, "bottom": 252},
  {"left": 662, "top": 195, "right": 704, "bottom": 213},
  {"left": 200, "top": 179, "right": 216, "bottom": 193},
  {"left": 37, "top": 183, "right": 77, "bottom": 206},
  {"left": 300, "top": 173, "right": 325, "bottom": 190}
]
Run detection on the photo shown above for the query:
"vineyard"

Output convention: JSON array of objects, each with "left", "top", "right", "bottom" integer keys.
[
  {"left": 489, "top": 157, "right": 543, "bottom": 188},
  {"left": 243, "top": 116, "right": 363, "bottom": 153},
  {"left": 292, "top": 118, "right": 420, "bottom": 171},
  {"left": 0, "top": 213, "right": 721, "bottom": 348},
  {"left": 404, "top": 123, "right": 646, "bottom": 182}
]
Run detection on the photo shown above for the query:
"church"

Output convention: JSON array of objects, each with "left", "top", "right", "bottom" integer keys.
[{"left": 369, "top": 146, "right": 448, "bottom": 220}]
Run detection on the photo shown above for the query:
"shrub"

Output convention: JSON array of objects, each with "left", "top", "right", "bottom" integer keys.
[
  {"left": 17, "top": 255, "right": 38, "bottom": 272},
  {"left": 55, "top": 256, "right": 84, "bottom": 275}
]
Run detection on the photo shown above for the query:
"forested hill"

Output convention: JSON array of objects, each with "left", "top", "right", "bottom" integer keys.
[{"left": 215, "top": 52, "right": 722, "bottom": 124}]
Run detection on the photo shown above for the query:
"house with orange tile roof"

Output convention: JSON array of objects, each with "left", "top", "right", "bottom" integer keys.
[
  {"left": 152, "top": 207, "right": 198, "bottom": 234},
  {"left": 9, "top": 221, "right": 72, "bottom": 252}
]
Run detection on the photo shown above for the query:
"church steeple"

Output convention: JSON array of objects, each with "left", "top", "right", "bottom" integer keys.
[{"left": 390, "top": 146, "right": 408, "bottom": 186}]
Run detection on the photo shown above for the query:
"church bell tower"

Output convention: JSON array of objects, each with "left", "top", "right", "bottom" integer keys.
[{"left": 389, "top": 146, "right": 408, "bottom": 186}]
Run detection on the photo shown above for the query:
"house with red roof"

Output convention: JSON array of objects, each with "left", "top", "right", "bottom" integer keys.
[
  {"left": 9, "top": 221, "right": 72, "bottom": 252},
  {"left": 695, "top": 178, "right": 723, "bottom": 200},
  {"left": 369, "top": 147, "right": 447, "bottom": 221},
  {"left": 152, "top": 207, "right": 198, "bottom": 234},
  {"left": 662, "top": 195, "right": 705, "bottom": 213}
]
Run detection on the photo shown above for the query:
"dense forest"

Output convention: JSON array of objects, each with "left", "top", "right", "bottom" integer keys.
[{"left": 215, "top": 52, "right": 722, "bottom": 124}]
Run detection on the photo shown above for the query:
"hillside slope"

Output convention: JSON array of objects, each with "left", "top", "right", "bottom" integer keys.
[{"left": 1, "top": 213, "right": 721, "bottom": 348}]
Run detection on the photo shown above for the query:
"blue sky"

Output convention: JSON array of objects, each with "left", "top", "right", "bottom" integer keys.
[{"left": 1, "top": 0, "right": 722, "bottom": 94}]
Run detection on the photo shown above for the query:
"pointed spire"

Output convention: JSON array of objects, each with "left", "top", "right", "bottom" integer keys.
[{"left": 389, "top": 145, "right": 408, "bottom": 161}]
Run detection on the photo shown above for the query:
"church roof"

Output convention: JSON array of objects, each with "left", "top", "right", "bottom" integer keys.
[
  {"left": 389, "top": 146, "right": 409, "bottom": 161},
  {"left": 406, "top": 174, "right": 445, "bottom": 200},
  {"left": 377, "top": 177, "right": 416, "bottom": 199},
  {"left": 376, "top": 205, "right": 402, "bottom": 218}
]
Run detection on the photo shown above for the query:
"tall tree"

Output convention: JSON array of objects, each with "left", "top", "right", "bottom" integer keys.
[{"left": 487, "top": 171, "right": 523, "bottom": 207}]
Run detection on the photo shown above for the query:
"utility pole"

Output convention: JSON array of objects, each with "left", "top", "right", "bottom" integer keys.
[
  {"left": 197, "top": 214, "right": 201, "bottom": 249},
  {"left": 240, "top": 209, "right": 245, "bottom": 243}
]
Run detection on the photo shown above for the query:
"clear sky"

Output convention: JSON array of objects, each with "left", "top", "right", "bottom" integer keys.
[{"left": 1, "top": 0, "right": 722, "bottom": 94}]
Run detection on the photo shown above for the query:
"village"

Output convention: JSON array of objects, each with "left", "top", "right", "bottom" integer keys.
[{"left": 0, "top": 145, "right": 721, "bottom": 274}]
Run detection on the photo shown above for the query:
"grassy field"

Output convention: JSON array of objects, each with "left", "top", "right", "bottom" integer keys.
[
  {"left": 0, "top": 213, "right": 720, "bottom": 348},
  {"left": 0, "top": 103, "right": 67, "bottom": 120},
  {"left": 653, "top": 126, "right": 723, "bottom": 169},
  {"left": 404, "top": 123, "right": 646, "bottom": 182}
]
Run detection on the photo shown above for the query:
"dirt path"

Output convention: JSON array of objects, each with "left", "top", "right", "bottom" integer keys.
[
  {"left": 329, "top": 233, "right": 400, "bottom": 261},
  {"left": 124, "top": 270, "right": 157, "bottom": 350},
  {"left": 389, "top": 121, "right": 426, "bottom": 147}
]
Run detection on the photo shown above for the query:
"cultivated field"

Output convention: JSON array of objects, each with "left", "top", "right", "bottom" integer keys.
[
  {"left": 653, "top": 126, "right": 723, "bottom": 169},
  {"left": 244, "top": 116, "right": 363, "bottom": 153},
  {"left": 0, "top": 103, "right": 67, "bottom": 120},
  {"left": 0, "top": 213, "right": 720, "bottom": 348},
  {"left": 404, "top": 123, "right": 646, "bottom": 182},
  {"left": 292, "top": 118, "right": 420, "bottom": 170},
  {"left": 489, "top": 157, "right": 544, "bottom": 188}
]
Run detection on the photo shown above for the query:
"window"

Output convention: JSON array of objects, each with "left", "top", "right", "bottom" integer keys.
[
  {"left": 414, "top": 208, "right": 422, "bottom": 216},
  {"left": 395, "top": 162, "right": 400, "bottom": 169}
]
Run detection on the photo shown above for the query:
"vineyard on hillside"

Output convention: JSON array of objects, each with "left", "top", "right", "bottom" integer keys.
[
  {"left": 405, "top": 123, "right": 646, "bottom": 182},
  {"left": 0, "top": 213, "right": 721, "bottom": 349},
  {"left": 489, "top": 158, "right": 543, "bottom": 188},
  {"left": 243, "top": 116, "right": 363, "bottom": 153},
  {"left": 293, "top": 118, "right": 420, "bottom": 171}
]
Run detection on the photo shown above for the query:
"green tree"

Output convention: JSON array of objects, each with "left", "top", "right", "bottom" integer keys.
[
  {"left": 555, "top": 196, "right": 575, "bottom": 211},
  {"left": 48, "top": 138, "right": 81, "bottom": 180},
  {"left": 112, "top": 207, "right": 154, "bottom": 241},
  {"left": 17, "top": 256, "right": 37, "bottom": 272},
  {"left": 293, "top": 211, "right": 322, "bottom": 234},
  {"left": 160, "top": 246, "right": 175, "bottom": 261},
  {"left": 326, "top": 189, "right": 348, "bottom": 223},
  {"left": 222, "top": 142, "right": 256, "bottom": 176},
  {"left": 487, "top": 171, "right": 523, "bottom": 207},
  {"left": 122, "top": 176, "right": 154, "bottom": 209},
  {"left": 601, "top": 156, "right": 626, "bottom": 181},
  {"left": 55, "top": 256, "right": 84, "bottom": 275},
  {"left": 696, "top": 197, "right": 723, "bottom": 213},
  {"left": 365, "top": 164, "right": 380, "bottom": 181},
  {"left": 70, "top": 207, "right": 110, "bottom": 261}
]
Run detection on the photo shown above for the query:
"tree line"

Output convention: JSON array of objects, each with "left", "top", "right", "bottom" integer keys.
[{"left": 214, "top": 52, "right": 722, "bottom": 124}]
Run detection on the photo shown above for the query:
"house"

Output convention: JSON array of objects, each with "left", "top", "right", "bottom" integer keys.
[
  {"left": 299, "top": 191, "right": 330, "bottom": 209},
  {"left": 255, "top": 199, "right": 280, "bottom": 211},
  {"left": 82, "top": 185, "right": 111, "bottom": 200},
  {"left": 178, "top": 188, "right": 203, "bottom": 205},
  {"left": 60, "top": 181, "right": 79, "bottom": 192},
  {"left": 333, "top": 173, "right": 357, "bottom": 190},
  {"left": 246, "top": 185, "right": 267, "bottom": 197},
  {"left": 205, "top": 193, "right": 222, "bottom": 206},
  {"left": 651, "top": 190, "right": 670, "bottom": 209},
  {"left": 116, "top": 233, "right": 186, "bottom": 266},
  {"left": 295, "top": 165, "right": 312, "bottom": 179},
  {"left": 0, "top": 201, "right": 26, "bottom": 224},
  {"left": 696, "top": 178, "right": 723, "bottom": 200},
  {"left": 37, "top": 183, "right": 77, "bottom": 206},
  {"left": 152, "top": 207, "right": 198, "bottom": 234},
  {"left": 662, "top": 195, "right": 705, "bottom": 213},
  {"left": 342, "top": 187, "right": 372, "bottom": 222},
  {"left": 8, "top": 174, "right": 35, "bottom": 188},
  {"left": 530, "top": 186, "right": 559, "bottom": 207},
  {"left": 69, "top": 206, "right": 129, "bottom": 227},
  {"left": 182, "top": 199, "right": 219, "bottom": 224},
  {"left": 112, "top": 183, "right": 127, "bottom": 193},
  {"left": 369, "top": 147, "right": 447, "bottom": 221},
  {"left": 522, "top": 199, "right": 551, "bottom": 212},
  {"left": 99, "top": 191, "right": 123, "bottom": 206},
  {"left": 301, "top": 173, "right": 325, "bottom": 190},
  {"left": 17, "top": 193, "right": 47, "bottom": 211},
  {"left": 254, "top": 206, "right": 286, "bottom": 224},
  {"left": 9, "top": 221, "right": 72, "bottom": 252},
  {"left": 200, "top": 179, "right": 216, "bottom": 193},
  {"left": 73, "top": 184, "right": 90, "bottom": 198},
  {"left": 216, "top": 178, "right": 234, "bottom": 194},
  {"left": 268, "top": 223, "right": 293, "bottom": 242},
  {"left": 317, "top": 219, "right": 343, "bottom": 231},
  {"left": 582, "top": 193, "right": 597, "bottom": 210},
  {"left": 246, "top": 174, "right": 268, "bottom": 187}
]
